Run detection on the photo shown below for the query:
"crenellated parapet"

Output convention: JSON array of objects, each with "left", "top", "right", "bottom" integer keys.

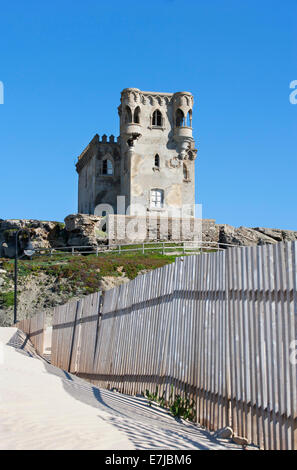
[
  {"left": 76, "top": 134, "right": 120, "bottom": 173},
  {"left": 120, "top": 88, "right": 172, "bottom": 107}
]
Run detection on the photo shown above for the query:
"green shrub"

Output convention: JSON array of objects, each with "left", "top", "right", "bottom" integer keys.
[{"left": 144, "top": 385, "right": 196, "bottom": 421}]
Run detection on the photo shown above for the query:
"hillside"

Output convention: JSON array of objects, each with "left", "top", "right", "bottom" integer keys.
[{"left": 0, "top": 251, "right": 177, "bottom": 326}]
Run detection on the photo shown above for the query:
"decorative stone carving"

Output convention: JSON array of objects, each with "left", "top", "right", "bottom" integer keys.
[
  {"left": 168, "top": 157, "right": 181, "bottom": 169},
  {"left": 139, "top": 92, "right": 172, "bottom": 106}
]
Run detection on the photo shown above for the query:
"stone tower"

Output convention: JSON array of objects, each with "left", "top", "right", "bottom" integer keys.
[{"left": 76, "top": 88, "right": 197, "bottom": 217}]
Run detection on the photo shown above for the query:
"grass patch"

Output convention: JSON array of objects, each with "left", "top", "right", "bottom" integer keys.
[{"left": 0, "top": 291, "right": 15, "bottom": 307}]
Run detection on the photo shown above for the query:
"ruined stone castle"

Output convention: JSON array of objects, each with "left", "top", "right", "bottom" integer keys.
[{"left": 76, "top": 88, "right": 197, "bottom": 217}]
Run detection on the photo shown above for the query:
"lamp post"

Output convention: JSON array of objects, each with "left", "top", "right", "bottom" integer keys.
[{"left": 14, "top": 229, "right": 35, "bottom": 325}]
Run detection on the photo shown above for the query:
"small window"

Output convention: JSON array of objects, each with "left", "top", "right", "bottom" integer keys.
[
  {"left": 102, "top": 159, "right": 113, "bottom": 175},
  {"left": 134, "top": 106, "right": 140, "bottom": 124},
  {"left": 152, "top": 109, "right": 162, "bottom": 127},
  {"left": 176, "top": 109, "right": 185, "bottom": 127},
  {"left": 125, "top": 105, "right": 132, "bottom": 123},
  {"left": 154, "top": 154, "right": 160, "bottom": 168},
  {"left": 150, "top": 189, "right": 164, "bottom": 208}
]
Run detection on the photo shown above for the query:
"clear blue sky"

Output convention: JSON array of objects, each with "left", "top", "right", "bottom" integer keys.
[{"left": 0, "top": 0, "right": 296, "bottom": 229}]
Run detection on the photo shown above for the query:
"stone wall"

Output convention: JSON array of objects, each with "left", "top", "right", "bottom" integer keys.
[{"left": 107, "top": 214, "right": 215, "bottom": 244}]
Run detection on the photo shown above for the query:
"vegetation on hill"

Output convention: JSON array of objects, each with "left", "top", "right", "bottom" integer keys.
[{"left": 0, "top": 251, "right": 178, "bottom": 326}]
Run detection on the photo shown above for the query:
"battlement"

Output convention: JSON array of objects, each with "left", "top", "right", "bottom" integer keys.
[
  {"left": 76, "top": 134, "right": 120, "bottom": 173},
  {"left": 98, "top": 134, "right": 120, "bottom": 144},
  {"left": 120, "top": 88, "right": 193, "bottom": 108}
]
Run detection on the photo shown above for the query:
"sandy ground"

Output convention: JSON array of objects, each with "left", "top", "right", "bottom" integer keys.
[{"left": 0, "top": 328, "right": 240, "bottom": 451}]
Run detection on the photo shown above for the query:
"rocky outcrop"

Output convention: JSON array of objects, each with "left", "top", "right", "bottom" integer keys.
[
  {"left": 218, "top": 224, "right": 276, "bottom": 246},
  {"left": 0, "top": 215, "right": 296, "bottom": 259},
  {"left": 0, "top": 219, "right": 67, "bottom": 258},
  {"left": 217, "top": 225, "right": 297, "bottom": 247},
  {"left": 0, "top": 215, "right": 107, "bottom": 258},
  {"left": 252, "top": 227, "right": 297, "bottom": 243},
  {"left": 64, "top": 214, "right": 106, "bottom": 247}
]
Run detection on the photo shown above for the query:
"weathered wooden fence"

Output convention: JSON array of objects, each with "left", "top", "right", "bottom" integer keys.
[
  {"left": 51, "top": 293, "right": 101, "bottom": 373},
  {"left": 16, "top": 311, "right": 46, "bottom": 355},
  {"left": 49, "top": 242, "right": 297, "bottom": 449}
]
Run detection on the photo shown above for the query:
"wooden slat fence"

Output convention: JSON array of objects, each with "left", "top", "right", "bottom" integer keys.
[
  {"left": 51, "top": 293, "right": 101, "bottom": 373},
  {"left": 226, "top": 242, "right": 297, "bottom": 450},
  {"left": 48, "top": 241, "right": 297, "bottom": 449},
  {"left": 16, "top": 311, "right": 46, "bottom": 355}
]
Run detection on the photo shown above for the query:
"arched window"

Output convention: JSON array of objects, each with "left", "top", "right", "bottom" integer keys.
[
  {"left": 152, "top": 109, "right": 162, "bottom": 127},
  {"left": 154, "top": 154, "right": 160, "bottom": 168},
  {"left": 134, "top": 106, "right": 140, "bottom": 124},
  {"left": 176, "top": 109, "right": 185, "bottom": 127},
  {"left": 186, "top": 109, "right": 192, "bottom": 127},
  {"left": 125, "top": 105, "right": 132, "bottom": 123},
  {"left": 150, "top": 188, "right": 164, "bottom": 208},
  {"left": 102, "top": 159, "right": 113, "bottom": 175}
]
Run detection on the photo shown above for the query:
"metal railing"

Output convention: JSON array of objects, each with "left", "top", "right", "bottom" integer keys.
[{"left": 30, "top": 240, "right": 243, "bottom": 257}]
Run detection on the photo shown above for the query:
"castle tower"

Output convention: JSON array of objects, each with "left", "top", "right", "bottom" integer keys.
[{"left": 76, "top": 88, "right": 197, "bottom": 217}]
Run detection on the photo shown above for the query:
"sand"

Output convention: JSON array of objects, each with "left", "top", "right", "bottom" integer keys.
[{"left": 0, "top": 328, "right": 240, "bottom": 450}]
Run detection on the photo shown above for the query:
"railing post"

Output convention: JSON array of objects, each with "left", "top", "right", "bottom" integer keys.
[
  {"left": 96, "top": 246, "right": 98, "bottom": 256},
  {"left": 183, "top": 242, "right": 185, "bottom": 254},
  {"left": 71, "top": 247, "right": 74, "bottom": 256},
  {"left": 162, "top": 242, "right": 165, "bottom": 255},
  {"left": 142, "top": 243, "right": 145, "bottom": 254}
]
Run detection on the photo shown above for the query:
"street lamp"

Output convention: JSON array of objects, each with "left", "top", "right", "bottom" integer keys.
[{"left": 14, "top": 229, "right": 35, "bottom": 325}]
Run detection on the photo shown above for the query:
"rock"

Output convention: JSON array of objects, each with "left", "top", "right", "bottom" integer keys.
[
  {"left": 202, "top": 219, "right": 220, "bottom": 244},
  {"left": 215, "top": 426, "right": 234, "bottom": 439},
  {"left": 64, "top": 213, "right": 105, "bottom": 247},
  {"left": 218, "top": 224, "right": 278, "bottom": 247},
  {"left": 253, "top": 227, "right": 297, "bottom": 243},
  {"left": 0, "top": 219, "right": 67, "bottom": 258},
  {"left": 232, "top": 435, "right": 249, "bottom": 447},
  {"left": 99, "top": 275, "right": 130, "bottom": 291}
]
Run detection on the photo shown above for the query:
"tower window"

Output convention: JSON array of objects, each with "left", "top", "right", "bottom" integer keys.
[
  {"left": 152, "top": 109, "right": 162, "bottom": 127},
  {"left": 125, "top": 106, "right": 132, "bottom": 123},
  {"left": 150, "top": 188, "right": 164, "bottom": 208},
  {"left": 134, "top": 106, "right": 140, "bottom": 124},
  {"left": 176, "top": 109, "right": 185, "bottom": 127},
  {"left": 154, "top": 154, "right": 160, "bottom": 168},
  {"left": 102, "top": 159, "right": 113, "bottom": 175}
]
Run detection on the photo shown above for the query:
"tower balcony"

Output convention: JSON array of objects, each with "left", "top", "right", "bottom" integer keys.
[
  {"left": 121, "top": 123, "right": 142, "bottom": 136},
  {"left": 174, "top": 126, "right": 193, "bottom": 140}
]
